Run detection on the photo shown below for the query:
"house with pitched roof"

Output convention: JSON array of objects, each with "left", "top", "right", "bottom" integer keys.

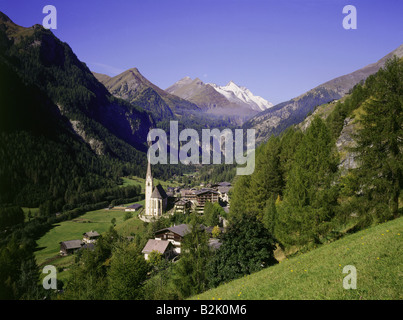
[
  {"left": 125, "top": 203, "right": 143, "bottom": 212},
  {"left": 142, "top": 239, "right": 175, "bottom": 260},
  {"left": 141, "top": 223, "right": 223, "bottom": 260},
  {"left": 174, "top": 198, "right": 192, "bottom": 213},
  {"left": 83, "top": 230, "right": 100, "bottom": 244},
  {"left": 154, "top": 224, "right": 191, "bottom": 254},
  {"left": 60, "top": 240, "right": 83, "bottom": 256}
]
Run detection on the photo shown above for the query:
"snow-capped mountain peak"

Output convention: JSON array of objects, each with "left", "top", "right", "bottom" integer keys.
[{"left": 208, "top": 81, "right": 273, "bottom": 112}]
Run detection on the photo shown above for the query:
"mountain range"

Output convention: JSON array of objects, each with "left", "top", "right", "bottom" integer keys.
[
  {"left": 94, "top": 41, "right": 403, "bottom": 142},
  {"left": 95, "top": 69, "right": 273, "bottom": 125},
  {"left": 244, "top": 43, "right": 403, "bottom": 143},
  {"left": 1, "top": 9, "right": 402, "bottom": 206},
  {"left": 166, "top": 76, "right": 273, "bottom": 117},
  {"left": 93, "top": 68, "right": 200, "bottom": 121},
  {"left": 0, "top": 12, "right": 154, "bottom": 154}
]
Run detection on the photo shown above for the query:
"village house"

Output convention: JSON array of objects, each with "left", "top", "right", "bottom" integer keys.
[
  {"left": 217, "top": 185, "right": 231, "bottom": 203},
  {"left": 141, "top": 223, "right": 223, "bottom": 260},
  {"left": 217, "top": 181, "right": 232, "bottom": 187},
  {"left": 166, "top": 186, "right": 181, "bottom": 198},
  {"left": 141, "top": 239, "right": 175, "bottom": 260},
  {"left": 82, "top": 230, "right": 100, "bottom": 244},
  {"left": 180, "top": 188, "right": 197, "bottom": 201},
  {"left": 179, "top": 188, "right": 220, "bottom": 213},
  {"left": 60, "top": 230, "right": 101, "bottom": 256},
  {"left": 174, "top": 198, "right": 192, "bottom": 214},
  {"left": 193, "top": 189, "right": 219, "bottom": 206},
  {"left": 154, "top": 224, "right": 190, "bottom": 254},
  {"left": 60, "top": 240, "right": 83, "bottom": 256},
  {"left": 193, "top": 189, "right": 219, "bottom": 213},
  {"left": 125, "top": 203, "right": 143, "bottom": 212}
]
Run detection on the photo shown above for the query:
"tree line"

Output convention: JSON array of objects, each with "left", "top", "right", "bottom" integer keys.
[{"left": 230, "top": 57, "right": 402, "bottom": 252}]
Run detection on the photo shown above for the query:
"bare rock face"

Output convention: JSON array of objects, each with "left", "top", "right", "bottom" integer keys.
[
  {"left": 70, "top": 120, "right": 105, "bottom": 156},
  {"left": 336, "top": 117, "right": 358, "bottom": 173}
]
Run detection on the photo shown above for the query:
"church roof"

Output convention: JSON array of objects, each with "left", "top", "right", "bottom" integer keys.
[{"left": 151, "top": 184, "right": 168, "bottom": 199}]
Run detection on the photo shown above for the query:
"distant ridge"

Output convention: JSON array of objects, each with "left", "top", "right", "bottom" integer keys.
[
  {"left": 245, "top": 43, "right": 403, "bottom": 143},
  {"left": 93, "top": 68, "right": 200, "bottom": 121},
  {"left": 166, "top": 76, "right": 273, "bottom": 119}
]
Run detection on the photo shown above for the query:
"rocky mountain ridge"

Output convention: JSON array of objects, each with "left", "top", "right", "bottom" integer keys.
[{"left": 244, "top": 43, "right": 403, "bottom": 144}]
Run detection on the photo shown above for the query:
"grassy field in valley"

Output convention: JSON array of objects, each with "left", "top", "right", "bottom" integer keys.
[
  {"left": 22, "top": 207, "right": 40, "bottom": 222},
  {"left": 35, "top": 208, "right": 127, "bottom": 267},
  {"left": 193, "top": 217, "right": 403, "bottom": 300},
  {"left": 121, "top": 176, "right": 181, "bottom": 192}
]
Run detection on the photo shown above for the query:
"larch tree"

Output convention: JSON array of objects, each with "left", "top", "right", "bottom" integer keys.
[
  {"left": 353, "top": 56, "right": 403, "bottom": 221},
  {"left": 275, "top": 117, "right": 338, "bottom": 249}
]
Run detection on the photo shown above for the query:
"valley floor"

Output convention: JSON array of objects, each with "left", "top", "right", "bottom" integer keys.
[{"left": 35, "top": 203, "right": 146, "bottom": 282}]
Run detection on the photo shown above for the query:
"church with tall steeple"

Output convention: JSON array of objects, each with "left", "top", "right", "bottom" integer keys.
[{"left": 144, "top": 158, "right": 168, "bottom": 218}]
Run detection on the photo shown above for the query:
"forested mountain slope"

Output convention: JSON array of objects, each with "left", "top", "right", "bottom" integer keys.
[
  {"left": 245, "top": 44, "right": 403, "bottom": 144},
  {"left": 0, "top": 12, "right": 154, "bottom": 208}
]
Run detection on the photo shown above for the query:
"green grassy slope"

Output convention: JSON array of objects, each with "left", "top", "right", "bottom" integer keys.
[
  {"left": 194, "top": 217, "right": 403, "bottom": 300},
  {"left": 114, "top": 214, "right": 146, "bottom": 237},
  {"left": 35, "top": 207, "right": 148, "bottom": 283},
  {"left": 35, "top": 209, "right": 127, "bottom": 266}
]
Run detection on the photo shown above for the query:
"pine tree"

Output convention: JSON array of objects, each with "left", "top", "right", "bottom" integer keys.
[
  {"left": 249, "top": 136, "right": 284, "bottom": 220},
  {"left": 203, "top": 201, "right": 217, "bottom": 226},
  {"left": 353, "top": 56, "right": 403, "bottom": 220},
  {"left": 228, "top": 174, "right": 252, "bottom": 220},
  {"left": 107, "top": 242, "right": 149, "bottom": 300},
  {"left": 263, "top": 197, "right": 277, "bottom": 235},
  {"left": 278, "top": 127, "right": 304, "bottom": 183},
  {"left": 275, "top": 117, "right": 338, "bottom": 248},
  {"left": 171, "top": 214, "right": 211, "bottom": 298},
  {"left": 229, "top": 136, "right": 284, "bottom": 223}
]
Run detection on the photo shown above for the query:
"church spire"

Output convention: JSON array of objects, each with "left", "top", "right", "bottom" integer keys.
[
  {"left": 145, "top": 152, "right": 154, "bottom": 217},
  {"left": 146, "top": 157, "right": 152, "bottom": 179}
]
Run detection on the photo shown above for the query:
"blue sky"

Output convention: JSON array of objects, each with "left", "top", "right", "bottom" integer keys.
[{"left": 1, "top": 0, "right": 402, "bottom": 104}]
